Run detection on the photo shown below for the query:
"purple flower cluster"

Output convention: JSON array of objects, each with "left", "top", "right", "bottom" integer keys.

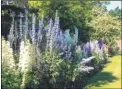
[
  {"left": 44, "top": 11, "right": 74, "bottom": 60},
  {"left": 46, "top": 11, "right": 63, "bottom": 51},
  {"left": 7, "top": 9, "right": 107, "bottom": 63},
  {"left": 80, "top": 40, "right": 104, "bottom": 59}
]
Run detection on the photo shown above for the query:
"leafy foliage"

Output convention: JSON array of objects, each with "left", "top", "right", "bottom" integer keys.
[
  {"left": 39, "top": 50, "right": 81, "bottom": 88},
  {"left": 109, "top": 7, "right": 122, "bottom": 21},
  {"left": 88, "top": 6, "right": 121, "bottom": 42}
]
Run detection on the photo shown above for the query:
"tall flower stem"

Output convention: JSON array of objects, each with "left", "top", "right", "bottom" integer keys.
[
  {"left": 24, "top": 9, "right": 28, "bottom": 40},
  {"left": 8, "top": 12, "right": 15, "bottom": 48},
  {"left": 31, "top": 14, "right": 36, "bottom": 45}
]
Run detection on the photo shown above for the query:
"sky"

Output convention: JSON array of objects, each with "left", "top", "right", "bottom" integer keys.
[{"left": 107, "top": 1, "right": 121, "bottom": 11}]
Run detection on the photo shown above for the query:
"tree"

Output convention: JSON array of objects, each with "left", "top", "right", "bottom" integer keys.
[
  {"left": 27, "top": 0, "right": 95, "bottom": 43},
  {"left": 88, "top": 6, "right": 121, "bottom": 44},
  {"left": 109, "top": 7, "right": 122, "bottom": 21}
]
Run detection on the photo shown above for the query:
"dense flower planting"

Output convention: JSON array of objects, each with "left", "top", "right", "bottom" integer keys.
[{"left": 2, "top": 11, "right": 109, "bottom": 89}]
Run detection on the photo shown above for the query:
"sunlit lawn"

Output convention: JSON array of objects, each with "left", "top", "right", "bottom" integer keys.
[{"left": 84, "top": 55, "right": 121, "bottom": 89}]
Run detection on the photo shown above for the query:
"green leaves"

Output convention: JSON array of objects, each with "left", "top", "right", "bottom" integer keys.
[
  {"left": 40, "top": 50, "right": 81, "bottom": 87},
  {"left": 88, "top": 7, "right": 121, "bottom": 42}
]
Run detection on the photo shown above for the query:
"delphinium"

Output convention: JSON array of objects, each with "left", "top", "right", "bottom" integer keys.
[
  {"left": 24, "top": 10, "right": 28, "bottom": 39},
  {"left": 50, "top": 11, "right": 60, "bottom": 52},
  {"left": 46, "top": 18, "right": 53, "bottom": 51},
  {"left": 45, "top": 11, "right": 78, "bottom": 61},
  {"left": 50, "top": 23, "right": 55, "bottom": 52},
  {"left": 92, "top": 40, "right": 104, "bottom": 60},
  {"left": 19, "top": 12, "right": 23, "bottom": 41},
  {"left": 57, "top": 32, "right": 65, "bottom": 57},
  {"left": 66, "top": 44, "right": 72, "bottom": 60},
  {"left": 19, "top": 39, "right": 37, "bottom": 89},
  {"left": 81, "top": 40, "right": 104, "bottom": 60},
  {"left": 14, "top": 20, "right": 19, "bottom": 41},
  {"left": 8, "top": 12, "right": 15, "bottom": 48},
  {"left": 97, "top": 40, "right": 104, "bottom": 60},
  {"left": 89, "top": 40, "right": 95, "bottom": 51},
  {"left": 62, "top": 43, "right": 72, "bottom": 60},
  {"left": 45, "top": 10, "right": 61, "bottom": 52},
  {"left": 31, "top": 14, "right": 36, "bottom": 45},
  {"left": 74, "top": 27, "right": 78, "bottom": 44},
  {"left": 54, "top": 10, "right": 60, "bottom": 39},
  {"left": 78, "top": 40, "right": 105, "bottom": 72},
  {"left": 2, "top": 37, "right": 15, "bottom": 70},
  {"left": 91, "top": 40, "right": 101, "bottom": 60},
  {"left": 37, "top": 15, "right": 44, "bottom": 46}
]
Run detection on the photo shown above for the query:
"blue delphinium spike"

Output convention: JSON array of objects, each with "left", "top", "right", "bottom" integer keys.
[{"left": 37, "top": 16, "right": 44, "bottom": 45}]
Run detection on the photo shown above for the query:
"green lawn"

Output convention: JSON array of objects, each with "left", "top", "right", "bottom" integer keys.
[{"left": 84, "top": 55, "right": 121, "bottom": 89}]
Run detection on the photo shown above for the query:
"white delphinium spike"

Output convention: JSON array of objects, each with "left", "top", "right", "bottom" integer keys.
[
  {"left": 90, "top": 40, "right": 95, "bottom": 51},
  {"left": 19, "top": 41, "right": 25, "bottom": 72},
  {"left": 24, "top": 10, "right": 28, "bottom": 39},
  {"left": 49, "top": 26, "right": 55, "bottom": 52},
  {"left": 55, "top": 11, "right": 60, "bottom": 40},
  {"left": 19, "top": 40, "right": 33, "bottom": 72},
  {"left": 2, "top": 38, "right": 15, "bottom": 70},
  {"left": 31, "top": 14, "right": 36, "bottom": 44},
  {"left": 8, "top": 12, "right": 15, "bottom": 47},
  {"left": 19, "top": 12, "right": 23, "bottom": 40}
]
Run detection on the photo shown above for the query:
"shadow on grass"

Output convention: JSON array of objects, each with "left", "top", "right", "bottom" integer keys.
[{"left": 86, "top": 72, "right": 118, "bottom": 88}]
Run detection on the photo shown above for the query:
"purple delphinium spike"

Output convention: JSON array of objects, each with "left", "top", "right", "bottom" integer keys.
[
  {"left": 98, "top": 40, "right": 103, "bottom": 49},
  {"left": 51, "top": 10, "right": 60, "bottom": 49},
  {"left": 49, "top": 10, "right": 61, "bottom": 52},
  {"left": 47, "top": 19, "right": 53, "bottom": 51}
]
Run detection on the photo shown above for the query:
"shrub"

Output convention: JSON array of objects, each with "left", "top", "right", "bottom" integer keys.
[{"left": 36, "top": 50, "right": 81, "bottom": 88}]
